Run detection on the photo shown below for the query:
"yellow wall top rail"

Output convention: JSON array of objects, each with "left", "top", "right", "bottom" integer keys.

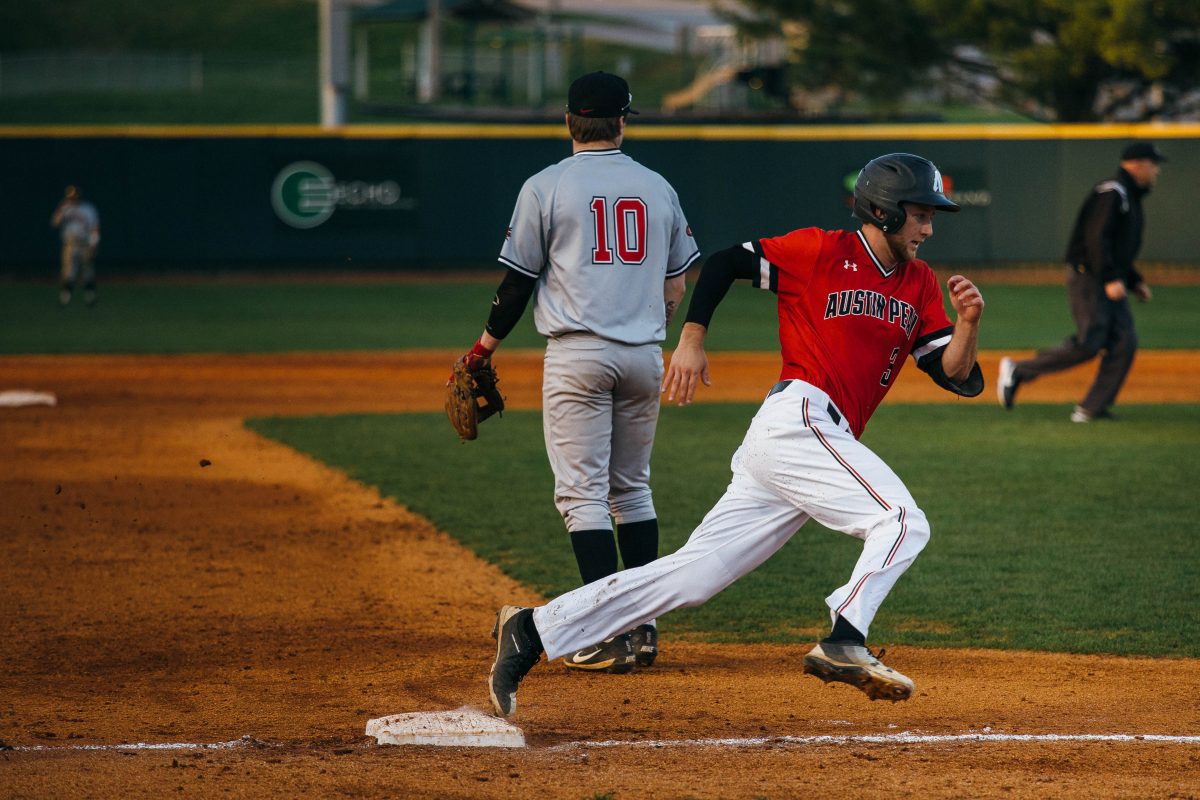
[{"left": 2, "top": 122, "right": 1198, "bottom": 141}]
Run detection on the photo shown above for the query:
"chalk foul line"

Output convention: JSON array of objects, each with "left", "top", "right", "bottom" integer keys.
[
  {"left": 7, "top": 730, "right": 1200, "bottom": 752},
  {"left": 551, "top": 730, "right": 1200, "bottom": 750},
  {"left": 7, "top": 735, "right": 266, "bottom": 753}
]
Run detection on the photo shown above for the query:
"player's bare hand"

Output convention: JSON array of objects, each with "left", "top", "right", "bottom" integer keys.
[
  {"left": 1104, "top": 280, "right": 1128, "bottom": 301},
  {"left": 663, "top": 351, "right": 710, "bottom": 406},
  {"left": 1134, "top": 282, "right": 1152, "bottom": 302},
  {"left": 947, "top": 275, "right": 984, "bottom": 323},
  {"left": 663, "top": 323, "right": 711, "bottom": 406}
]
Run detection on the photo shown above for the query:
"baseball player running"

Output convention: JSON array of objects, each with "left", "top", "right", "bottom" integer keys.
[
  {"left": 456, "top": 71, "right": 700, "bottom": 674},
  {"left": 488, "top": 153, "right": 985, "bottom": 717},
  {"left": 51, "top": 185, "right": 101, "bottom": 307}
]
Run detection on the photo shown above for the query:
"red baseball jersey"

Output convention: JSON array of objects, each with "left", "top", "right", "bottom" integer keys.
[{"left": 753, "top": 227, "right": 954, "bottom": 437}]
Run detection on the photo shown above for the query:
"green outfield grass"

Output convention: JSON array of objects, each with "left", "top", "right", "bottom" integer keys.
[
  {"left": 248, "top": 403, "right": 1200, "bottom": 658},
  {"left": 8, "top": 276, "right": 1195, "bottom": 658},
  {"left": 2, "top": 280, "right": 1199, "bottom": 353}
]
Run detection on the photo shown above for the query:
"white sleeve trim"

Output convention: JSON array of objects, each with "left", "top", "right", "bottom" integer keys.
[
  {"left": 666, "top": 249, "right": 701, "bottom": 277},
  {"left": 498, "top": 255, "right": 539, "bottom": 278},
  {"left": 741, "top": 241, "right": 771, "bottom": 290},
  {"left": 911, "top": 333, "right": 952, "bottom": 361}
]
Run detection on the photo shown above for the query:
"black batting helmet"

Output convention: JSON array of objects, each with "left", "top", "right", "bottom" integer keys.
[{"left": 852, "top": 153, "right": 959, "bottom": 233}]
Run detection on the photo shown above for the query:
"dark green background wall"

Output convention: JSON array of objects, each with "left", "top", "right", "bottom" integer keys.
[{"left": 4, "top": 129, "right": 1195, "bottom": 273}]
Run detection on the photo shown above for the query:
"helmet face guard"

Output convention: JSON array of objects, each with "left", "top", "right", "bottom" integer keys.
[{"left": 852, "top": 153, "right": 960, "bottom": 232}]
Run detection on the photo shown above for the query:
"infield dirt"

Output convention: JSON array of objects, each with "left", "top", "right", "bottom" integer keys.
[{"left": 2, "top": 351, "right": 1198, "bottom": 799}]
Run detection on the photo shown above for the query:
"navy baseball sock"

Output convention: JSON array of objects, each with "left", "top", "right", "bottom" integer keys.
[
  {"left": 570, "top": 528, "right": 618, "bottom": 585},
  {"left": 824, "top": 615, "right": 866, "bottom": 646},
  {"left": 617, "top": 518, "right": 659, "bottom": 569},
  {"left": 522, "top": 610, "right": 544, "bottom": 652}
]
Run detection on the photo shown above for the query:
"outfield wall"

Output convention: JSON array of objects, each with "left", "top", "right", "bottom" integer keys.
[{"left": 3, "top": 123, "right": 1197, "bottom": 273}]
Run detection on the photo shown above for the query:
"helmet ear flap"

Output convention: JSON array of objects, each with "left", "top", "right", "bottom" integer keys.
[
  {"left": 854, "top": 196, "right": 905, "bottom": 233},
  {"left": 872, "top": 202, "right": 906, "bottom": 233},
  {"left": 852, "top": 168, "right": 906, "bottom": 233}
]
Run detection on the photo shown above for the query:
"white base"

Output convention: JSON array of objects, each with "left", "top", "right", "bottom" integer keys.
[
  {"left": 0, "top": 390, "right": 57, "bottom": 407},
  {"left": 365, "top": 706, "right": 525, "bottom": 748}
]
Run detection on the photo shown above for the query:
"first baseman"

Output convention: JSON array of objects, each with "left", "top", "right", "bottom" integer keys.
[
  {"left": 456, "top": 71, "right": 700, "bottom": 673},
  {"left": 489, "top": 153, "right": 985, "bottom": 716}
]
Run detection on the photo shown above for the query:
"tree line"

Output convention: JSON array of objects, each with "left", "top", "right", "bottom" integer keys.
[{"left": 729, "top": 0, "right": 1200, "bottom": 121}]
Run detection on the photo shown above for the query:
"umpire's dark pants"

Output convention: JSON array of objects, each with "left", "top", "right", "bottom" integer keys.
[{"left": 1012, "top": 266, "right": 1137, "bottom": 415}]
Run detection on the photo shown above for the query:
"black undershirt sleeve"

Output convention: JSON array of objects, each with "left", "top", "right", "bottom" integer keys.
[
  {"left": 683, "top": 244, "right": 759, "bottom": 328},
  {"left": 484, "top": 268, "right": 537, "bottom": 340},
  {"left": 915, "top": 337, "right": 985, "bottom": 398},
  {"left": 925, "top": 355, "right": 984, "bottom": 397}
]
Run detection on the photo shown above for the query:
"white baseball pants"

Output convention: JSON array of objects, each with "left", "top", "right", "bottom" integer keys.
[{"left": 533, "top": 380, "right": 930, "bottom": 660}]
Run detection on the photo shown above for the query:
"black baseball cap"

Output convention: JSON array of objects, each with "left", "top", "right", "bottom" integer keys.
[
  {"left": 567, "top": 71, "right": 638, "bottom": 118},
  {"left": 1120, "top": 141, "right": 1167, "bottom": 163}
]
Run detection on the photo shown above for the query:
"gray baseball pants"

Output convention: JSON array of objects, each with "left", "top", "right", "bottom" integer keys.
[{"left": 542, "top": 333, "right": 662, "bottom": 533}]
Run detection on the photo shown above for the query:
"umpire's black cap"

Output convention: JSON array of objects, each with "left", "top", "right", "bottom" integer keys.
[
  {"left": 567, "top": 71, "right": 638, "bottom": 118},
  {"left": 1120, "top": 141, "right": 1167, "bottom": 163}
]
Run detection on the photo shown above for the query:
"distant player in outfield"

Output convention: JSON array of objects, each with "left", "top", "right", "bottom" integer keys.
[
  {"left": 488, "top": 153, "right": 985, "bottom": 717},
  {"left": 997, "top": 141, "right": 1165, "bottom": 422},
  {"left": 454, "top": 71, "right": 700, "bottom": 674},
  {"left": 51, "top": 185, "right": 101, "bottom": 307}
]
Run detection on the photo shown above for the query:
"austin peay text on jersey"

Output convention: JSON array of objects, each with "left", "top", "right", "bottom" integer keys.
[{"left": 823, "top": 289, "right": 919, "bottom": 337}]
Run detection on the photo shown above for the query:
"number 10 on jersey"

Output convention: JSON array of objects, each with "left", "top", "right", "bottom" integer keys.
[{"left": 591, "top": 197, "right": 647, "bottom": 265}]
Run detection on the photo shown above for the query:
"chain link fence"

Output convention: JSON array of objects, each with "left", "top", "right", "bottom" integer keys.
[{"left": 0, "top": 51, "right": 315, "bottom": 97}]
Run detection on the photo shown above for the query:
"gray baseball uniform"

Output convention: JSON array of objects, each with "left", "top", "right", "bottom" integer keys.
[
  {"left": 499, "top": 148, "right": 699, "bottom": 531},
  {"left": 51, "top": 196, "right": 100, "bottom": 305}
]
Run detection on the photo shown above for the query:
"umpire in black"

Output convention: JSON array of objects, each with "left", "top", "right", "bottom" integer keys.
[{"left": 998, "top": 141, "right": 1166, "bottom": 422}]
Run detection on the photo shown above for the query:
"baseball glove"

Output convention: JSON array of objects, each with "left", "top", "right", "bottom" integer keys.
[{"left": 445, "top": 355, "right": 504, "bottom": 441}]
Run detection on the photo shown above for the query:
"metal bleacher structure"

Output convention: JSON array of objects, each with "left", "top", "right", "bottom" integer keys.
[
  {"left": 0, "top": 0, "right": 783, "bottom": 121},
  {"left": 346, "top": 0, "right": 784, "bottom": 118}
]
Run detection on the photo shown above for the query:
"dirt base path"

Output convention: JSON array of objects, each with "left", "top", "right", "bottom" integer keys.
[{"left": 2, "top": 352, "right": 1198, "bottom": 799}]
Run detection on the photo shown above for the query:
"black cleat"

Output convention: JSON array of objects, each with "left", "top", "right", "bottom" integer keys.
[
  {"left": 630, "top": 624, "right": 658, "bottom": 667},
  {"left": 489, "top": 605, "right": 543, "bottom": 717},
  {"left": 563, "top": 633, "right": 635, "bottom": 673}
]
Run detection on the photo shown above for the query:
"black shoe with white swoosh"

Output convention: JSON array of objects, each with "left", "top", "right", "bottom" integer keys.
[
  {"left": 563, "top": 633, "right": 635, "bottom": 673},
  {"left": 997, "top": 357, "right": 1020, "bottom": 409},
  {"left": 489, "top": 605, "right": 543, "bottom": 717},
  {"left": 630, "top": 623, "right": 658, "bottom": 667}
]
